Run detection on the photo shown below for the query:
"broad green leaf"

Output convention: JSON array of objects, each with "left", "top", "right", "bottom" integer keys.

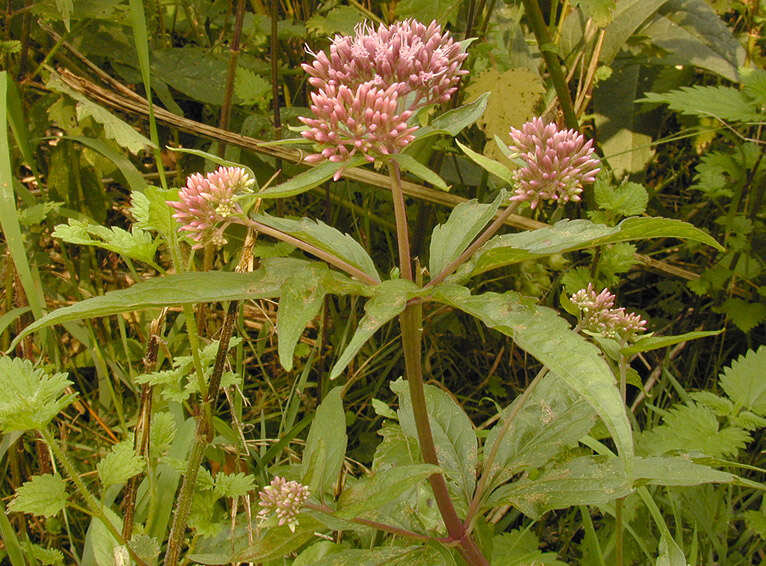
[
  {"left": 431, "top": 285, "right": 633, "bottom": 459},
  {"left": 276, "top": 275, "right": 326, "bottom": 371},
  {"left": 572, "top": 0, "right": 616, "bottom": 26},
  {"left": 214, "top": 472, "right": 255, "bottom": 498},
  {"left": 601, "top": 0, "right": 669, "bottom": 64},
  {"left": 392, "top": 153, "right": 449, "bottom": 190},
  {"left": 492, "top": 529, "right": 568, "bottom": 566},
  {"left": 622, "top": 330, "right": 722, "bottom": 355},
  {"left": 66, "top": 135, "right": 148, "bottom": 192},
  {"left": 53, "top": 219, "right": 160, "bottom": 268},
  {"left": 392, "top": 378, "right": 478, "bottom": 506},
  {"left": 252, "top": 214, "right": 379, "bottom": 281},
  {"left": 11, "top": 258, "right": 369, "bottom": 348},
  {"left": 131, "top": 186, "right": 178, "bottom": 236},
  {"left": 485, "top": 456, "right": 632, "bottom": 519},
  {"left": 329, "top": 279, "right": 421, "bottom": 380},
  {"left": 719, "top": 346, "right": 766, "bottom": 416},
  {"left": 306, "top": 546, "right": 436, "bottom": 566},
  {"left": 215, "top": 513, "right": 322, "bottom": 563},
  {"left": 306, "top": 5, "right": 364, "bottom": 35},
  {"left": 8, "top": 474, "right": 67, "bottom": 517},
  {"left": 150, "top": 48, "right": 231, "bottom": 105},
  {"left": 415, "top": 92, "right": 491, "bottom": 140},
  {"left": 21, "top": 542, "right": 63, "bottom": 565},
  {"left": 302, "top": 387, "right": 347, "bottom": 498},
  {"left": 632, "top": 456, "right": 734, "bottom": 486},
  {"left": 294, "top": 541, "right": 344, "bottom": 566},
  {"left": 464, "top": 217, "right": 723, "bottom": 278},
  {"left": 373, "top": 422, "right": 420, "bottom": 472},
  {"left": 395, "top": 0, "right": 461, "bottom": 24},
  {"left": 640, "top": 86, "right": 762, "bottom": 123},
  {"left": 336, "top": 463, "right": 439, "bottom": 518},
  {"left": 0, "top": 358, "right": 76, "bottom": 432},
  {"left": 97, "top": 440, "right": 145, "bottom": 487},
  {"left": 657, "top": 533, "right": 688, "bottom": 566},
  {"left": 484, "top": 373, "right": 597, "bottom": 490},
  {"left": 82, "top": 507, "right": 124, "bottom": 566},
  {"left": 593, "top": 180, "right": 648, "bottom": 217},
  {"left": 429, "top": 191, "right": 506, "bottom": 277},
  {"left": 456, "top": 140, "right": 515, "bottom": 185},
  {"left": 234, "top": 67, "right": 271, "bottom": 107},
  {"left": 259, "top": 156, "right": 368, "bottom": 199},
  {"left": 127, "top": 534, "right": 160, "bottom": 566}
]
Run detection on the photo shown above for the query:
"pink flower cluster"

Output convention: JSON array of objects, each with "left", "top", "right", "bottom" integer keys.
[
  {"left": 570, "top": 283, "right": 647, "bottom": 342},
  {"left": 508, "top": 118, "right": 600, "bottom": 209},
  {"left": 167, "top": 166, "right": 254, "bottom": 248},
  {"left": 257, "top": 476, "right": 310, "bottom": 533},
  {"left": 300, "top": 19, "right": 467, "bottom": 167}
]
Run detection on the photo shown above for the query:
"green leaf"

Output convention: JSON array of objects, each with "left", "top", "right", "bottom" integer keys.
[
  {"left": 0, "top": 358, "right": 76, "bottom": 432},
  {"left": 465, "top": 217, "right": 723, "bottom": 278},
  {"left": 484, "top": 373, "right": 597, "bottom": 490},
  {"left": 485, "top": 456, "right": 632, "bottom": 519},
  {"left": 743, "top": 510, "right": 766, "bottom": 539},
  {"left": 621, "top": 330, "right": 722, "bottom": 355},
  {"left": 302, "top": 387, "right": 347, "bottom": 498},
  {"left": 11, "top": 258, "right": 368, "bottom": 348},
  {"left": 337, "top": 463, "right": 439, "bottom": 518},
  {"left": 392, "top": 153, "right": 449, "bottom": 190},
  {"left": 127, "top": 534, "right": 160, "bottom": 566},
  {"left": 259, "top": 156, "right": 368, "bottom": 199},
  {"left": 742, "top": 67, "right": 766, "bottom": 107},
  {"left": 329, "top": 279, "right": 421, "bottom": 380},
  {"left": 715, "top": 298, "right": 766, "bottom": 333},
  {"left": 632, "top": 456, "right": 735, "bottom": 486},
  {"left": 572, "top": 0, "right": 616, "bottom": 26},
  {"left": 600, "top": 0, "right": 669, "bottom": 64},
  {"left": 640, "top": 86, "right": 761, "bottom": 122},
  {"left": 456, "top": 140, "right": 515, "bottom": 185},
  {"left": 276, "top": 275, "right": 326, "bottom": 372},
  {"left": 306, "top": 5, "right": 365, "bottom": 35},
  {"left": 214, "top": 472, "right": 255, "bottom": 498},
  {"left": 392, "top": 378, "right": 478, "bottom": 506},
  {"left": 395, "top": 0, "right": 461, "bottom": 24},
  {"left": 304, "top": 546, "right": 429, "bottom": 566},
  {"left": 234, "top": 67, "right": 271, "bottom": 107},
  {"left": 415, "top": 92, "right": 491, "bottom": 140},
  {"left": 97, "top": 440, "right": 145, "bottom": 487},
  {"left": 431, "top": 286, "right": 633, "bottom": 459},
  {"left": 53, "top": 219, "right": 159, "bottom": 268},
  {"left": 149, "top": 412, "right": 176, "bottom": 460},
  {"left": 492, "top": 529, "right": 568, "bottom": 566},
  {"left": 132, "top": 186, "right": 178, "bottom": 236},
  {"left": 719, "top": 346, "right": 766, "bottom": 416},
  {"left": 8, "top": 474, "right": 67, "bottom": 517},
  {"left": 594, "top": 180, "right": 648, "bottom": 217},
  {"left": 252, "top": 214, "right": 379, "bottom": 281},
  {"left": 66, "top": 135, "right": 148, "bottom": 192},
  {"left": 21, "top": 542, "right": 63, "bottom": 565},
  {"left": 429, "top": 191, "right": 506, "bottom": 277}
]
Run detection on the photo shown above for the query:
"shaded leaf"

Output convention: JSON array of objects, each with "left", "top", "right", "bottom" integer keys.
[
  {"left": 302, "top": 387, "right": 347, "bottom": 498},
  {"left": 492, "top": 529, "right": 568, "bottom": 566},
  {"left": 621, "top": 329, "right": 722, "bottom": 355},
  {"left": 719, "top": 346, "right": 766, "bottom": 416},
  {"left": 456, "top": 141, "right": 515, "bottom": 185},
  {"left": 640, "top": 86, "right": 761, "bottom": 122}
]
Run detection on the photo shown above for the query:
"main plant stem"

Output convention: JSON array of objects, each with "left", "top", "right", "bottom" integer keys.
[{"left": 389, "top": 162, "right": 489, "bottom": 566}]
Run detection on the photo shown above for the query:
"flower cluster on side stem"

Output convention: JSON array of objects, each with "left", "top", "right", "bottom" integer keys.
[
  {"left": 508, "top": 117, "right": 601, "bottom": 209},
  {"left": 570, "top": 283, "right": 648, "bottom": 342},
  {"left": 167, "top": 166, "right": 254, "bottom": 248},
  {"left": 299, "top": 19, "right": 467, "bottom": 169},
  {"left": 257, "top": 476, "right": 310, "bottom": 533}
]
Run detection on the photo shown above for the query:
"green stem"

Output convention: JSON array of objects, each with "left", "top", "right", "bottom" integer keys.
[
  {"left": 520, "top": 0, "right": 578, "bottom": 130},
  {"left": 388, "top": 160, "right": 413, "bottom": 281},
  {"left": 615, "top": 347, "right": 628, "bottom": 566}
]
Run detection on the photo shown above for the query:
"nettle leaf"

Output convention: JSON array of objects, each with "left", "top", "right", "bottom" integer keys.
[
  {"left": 483, "top": 373, "right": 597, "bottom": 491},
  {"left": 742, "top": 67, "right": 766, "bottom": 107},
  {"left": 336, "top": 463, "right": 439, "bottom": 519},
  {"left": 53, "top": 219, "right": 160, "bottom": 268},
  {"left": 131, "top": 186, "right": 179, "bottom": 236},
  {"left": 0, "top": 357, "right": 77, "bottom": 432},
  {"left": 21, "top": 542, "right": 64, "bottom": 565},
  {"left": 302, "top": 387, "right": 347, "bottom": 498},
  {"left": 593, "top": 180, "right": 648, "bottom": 217},
  {"left": 463, "top": 217, "right": 722, "bottom": 278},
  {"left": 715, "top": 298, "right": 766, "bottom": 334},
  {"left": 429, "top": 190, "right": 506, "bottom": 277},
  {"left": 149, "top": 411, "right": 176, "bottom": 460},
  {"left": 719, "top": 346, "right": 766, "bottom": 416},
  {"left": 330, "top": 279, "right": 421, "bottom": 380},
  {"left": 97, "top": 440, "right": 145, "bottom": 487},
  {"left": 233, "top": 67, "right": 271, "bottom": 107},
  {"left": 431, "top": 285, "right": 633, "bottom": 459},
  {"left": 9, "top": 474, "right": 67, "bottom": 517},
  {"left": 492, "top": 529, "right": 567, "bottom": 566},
  {"left": 214, "top": 472, "right": 255, "bottom": 499},
  {"left": 639, "top": 402, "right": 750, "bottom": 458},
  {"left": 392, "top": 378, "right": 478, "bottom": 507},
  {"left": 485, "top": 456, "right": 632, "bottom": 519},
  {"left": 640, "top": 86, "right": 762, "bottom": 123},
  {"left": 744, "top": 510, "right": 766, "bottom": 539}
]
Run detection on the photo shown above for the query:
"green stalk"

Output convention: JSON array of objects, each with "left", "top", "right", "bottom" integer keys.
[
  {"left": 0, "top": 498, "right": 26, "bottom": 566},
  {"left": 615, "top": 346, "right": 629, "bottom": 566}
]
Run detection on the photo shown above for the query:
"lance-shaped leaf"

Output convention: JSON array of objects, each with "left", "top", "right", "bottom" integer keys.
[
  {"left": 429, "top": 190, "right": 506, "bottom": 277},
  {"left": 621, "top": 329, "right": 722, "bottom": 356},
  {"left": 277, "top": 276, "right": 326, "bottom": 371},
  {"left": 258, "top": 156, "right": 368, "bottom": 199},
  {"left": 392, "top": 378, "right": 478, "bottom": 507},
  {"left": 252, "top": 214, "right": 379, "bottom": 281},
  {"left": 10, "top": 258, "right": 370, "bottom": 349},
  {"left": 431, "top": 285, "right": 633, "bottom": 459},
  {"left": 418, "top": 92, "right": 490, "bottom": 137},
  {"left": 456, "top": 140, "right": 515, "bottom": 185},
  {"left": 302, "top": 387, "right": 347, "bottom": 499},
  {"left": 462, "top": 217, "right": 723, "bottom": 279},
  {"left": 329, "top": 279, "right": 421, "bottom": 380},
  {"left": 632, "top": 456, "right": 736, "bottom": 487},
  {"left": 391, "top": 153, "right": 449, "bottom": 191}
]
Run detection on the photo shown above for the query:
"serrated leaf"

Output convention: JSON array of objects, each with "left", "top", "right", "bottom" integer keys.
[
  {"left": 97, "top": 440, "right": 145, "bottom": 487},
  {"left": 337, "top": 463, "right": 439, "bottom": 518},
  {"left": 431, "top": 285, "right": 633, "bottom": 459},
  {"left": 329, "top": 279, "right": 421, "bottom": 379},
  {"left": 302, "top": 387, "right": 347, "bottom": 498},
  {"left": 132, "top": 186, "right": 179, "bottom": 236},
  {"left": 429, "top": 191, "right": 506, "bottom": 277},
  {"left": 149, "top": 411, "right": 176, "bottom": 460},
  {"left": 392, "top": 153, "right": 449, "bottom": 190},
  {"left": 128, "top": 534, "right": 160, "bottom": 566},
  {"left": 0, "top": 358, "right": 76, "bottom": 432},
  {"left": 306, "top": 6, "right": 364, "bottom": 35},
  {"left": 719, "top": 346, "right": 766, "bottom": 416},
  {"left": 9, "top": 474, "right": 67, "bottom": 517},
  {"left": 744, "top": 510, "right": 766, "bottom": 539},
  {"left": 594, "top": 181, "right": 648, "bottom": 217},
  {"left": 234, "top": 67, "right": 271, "bottom": 107},
  {"left": 742, "top": 68, "right": 766, "bottom": 107},
  {"left": 21, "top": 542, "right": 64, "bottom": 565},
  {"left": 715, "top": 298, "right": 766, "bottom": 333},
  {"left": 259, "top": 156, "right": 368, "bottom": 199},
  {"left": 640, "top": 86, "right": 761, "bottom": 122},
  {"left": 632, "top": 456, "right": 735, "bottom": 486},
  {"left": 392, "top": 378, "right": 478, "bottom": 506},
  {"left": 53, "top": 219, "right": 160, "bottom": 267},
  {"left": 214, "top": 472, "right": 255, "bottom": 499}
]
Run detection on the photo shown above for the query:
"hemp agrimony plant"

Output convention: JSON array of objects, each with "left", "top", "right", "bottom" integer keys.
[{"left": 5, "top": 18, "right": 756, "bottom": 566}]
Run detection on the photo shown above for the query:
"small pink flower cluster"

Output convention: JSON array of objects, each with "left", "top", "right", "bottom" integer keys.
[
  {"left": 257, "top": 476, "right": 310, "bottom": 533},
  {"left": 508, "top": 118, "right": 600, "bottom": 209},
  {"left": 570, "top": 283, "right": 647, "bottom": 342},
  {"left": 300, "top": 19, "right": 467, "bottom": 168},
  {"left": 167, "top": 166, "right": 254, "bottom": 248}
]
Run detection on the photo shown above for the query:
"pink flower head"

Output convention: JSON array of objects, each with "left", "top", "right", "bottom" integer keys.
[
  {"left": 167, "top": 166, "right": 254, "bottom": 248},
  {"left": 303, "top": 19, "right": 468, "bottom": 110},
  {"left": 299, "top": 82, "right": 418, "bottom": 175},
  {"left": 571, "top": 283, "right": 648, "bottom": 342},
  {"left": 508, "top": 118, "right": 600, "bottom": 209},
  {"left": 257, "top": 476, "right": 310, "bottom": 533}
]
